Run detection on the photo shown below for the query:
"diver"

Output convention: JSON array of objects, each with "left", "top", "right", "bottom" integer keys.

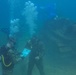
[
  {"left": 25, "top": 35, "right": 45, "bottom": 75},
  {"left": 0, "top": 38, "right": 22, "bottom": 75}
]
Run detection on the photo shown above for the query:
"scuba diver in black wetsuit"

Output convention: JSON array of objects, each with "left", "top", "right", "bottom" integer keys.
[
  {"left": 0, "top": 39, "right": 15, "bottom": 75},
  {"left": 25, "top": 35, "right": 45, "bottom": 75},
  {"left": 0, "top": 38, "right": 22, "bottom": 75}
]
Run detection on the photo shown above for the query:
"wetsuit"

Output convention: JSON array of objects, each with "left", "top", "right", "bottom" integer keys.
[{"left": 26, "top": 38, "right": 45, "bottom": 75}]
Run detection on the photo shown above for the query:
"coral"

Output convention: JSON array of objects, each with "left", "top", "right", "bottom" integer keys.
[{"left": 22, "top": 1, "right": 38, "bottom": 37}]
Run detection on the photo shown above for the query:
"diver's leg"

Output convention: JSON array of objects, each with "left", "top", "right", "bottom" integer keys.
[
  {"left": 36, "top": 59, "right": 45, "bottom": 75},
  {"left": 27, "top": 59, "right": 35, "bottom": 75}
]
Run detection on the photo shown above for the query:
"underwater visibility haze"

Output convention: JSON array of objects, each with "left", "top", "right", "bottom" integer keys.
[{"left": 0, "top": 0, "right": 76, "bottom": 75}]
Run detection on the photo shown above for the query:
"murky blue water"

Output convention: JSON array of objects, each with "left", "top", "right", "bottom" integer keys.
[{"left": 0, "top": 0, "right": 76, "bottom": 75}]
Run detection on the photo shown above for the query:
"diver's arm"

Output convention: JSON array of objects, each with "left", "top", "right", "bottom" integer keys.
[
  {"left": 39, "top": 42, "right": 45, "bottom": 58},
  {"left": 0, "top": 46, "right": 4, "bottom": 62},
  {"left": 35, "top": 42, "right": 45, "bottom": 60},
  {"left": 25, "top": 40, "right": 32, "bottom": 49},
  {"left": 12, "top": 53, "right": 23, "bottom": 64},
  {"left": 16, "top": 57, "right": 22, "bottom": 62}
]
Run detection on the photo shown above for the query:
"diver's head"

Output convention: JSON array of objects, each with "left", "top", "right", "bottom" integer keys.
[
  {"left": 6, "top": 37, "right": 16, "bottom": 48},
  {"left": 6, "top": 42, "right": 14, "bottom": 49},
  {"left": 6, "top": 42, "right": 11, "bottom": 48},
  {"left": 31, "top": 34, "right": 38, "bottom": 41}
]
